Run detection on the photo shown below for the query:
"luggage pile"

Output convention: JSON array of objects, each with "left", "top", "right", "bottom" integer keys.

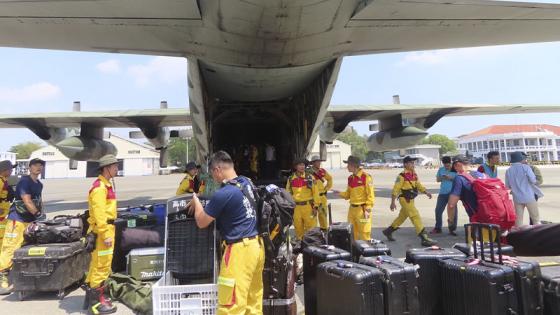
[{"left": 12, "top": 215, "right": 89, "bottom": 300}]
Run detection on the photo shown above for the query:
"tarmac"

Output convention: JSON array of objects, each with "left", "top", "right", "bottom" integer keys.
[{"left": 1, "top": 166, "right": 559, "bottom": 314}]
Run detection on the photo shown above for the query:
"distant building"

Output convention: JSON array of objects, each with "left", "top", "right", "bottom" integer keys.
[
  {"left": 0, "top": 152, "right": 16, "bottom": 163},
  {"left": 309, "top": 139, "right": 352, "bottom": 169},
  {"left": 457, "top": 124, "right": 560, "bottom": 162},
  {"left": 29, "top": 134, "right": 160, "bottom": 179},
  {"left": 385, "top": 144, "right": 441, "bottom": 166}
]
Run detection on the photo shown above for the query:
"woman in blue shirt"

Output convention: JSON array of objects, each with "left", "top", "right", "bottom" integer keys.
[{"left": 431, "top": 156, "right": 457, "bottom": 235}]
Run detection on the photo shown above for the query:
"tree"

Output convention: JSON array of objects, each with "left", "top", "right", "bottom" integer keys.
[
  {"left": 422, "top": 134, "right": 457, "bottom": 155},
  {"left": 167, "top": 137, "right": 197, "bottom": 166},
  {"left": 336, "top": 129, "right": 370, "bottom": 160},
  {"left": 9, "top": 142, "right": 44, "bottom": 159}
]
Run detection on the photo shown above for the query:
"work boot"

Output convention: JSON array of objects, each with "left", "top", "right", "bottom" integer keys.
[
  {"left": 82, "top": 284, "right": 112, "bottom": 310},
  {"left": 88, "top": 285, "right": 117, "bottom": 315},
  {"left": 382, "top": 226, "right": 397, "bottom": 242},
  {"left": 419, "top": 228, "right": 438, "bottom": 247},
  {"left": 0, "top": 271, "right": 12, "bottom": 295}
]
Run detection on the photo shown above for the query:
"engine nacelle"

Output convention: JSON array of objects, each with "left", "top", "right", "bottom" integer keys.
[
  {"left": 367, "top": 126, "right": 428, "bottom": 152},
  {"left": 55, "top": 136, "right": 118, "bottom": 161}
]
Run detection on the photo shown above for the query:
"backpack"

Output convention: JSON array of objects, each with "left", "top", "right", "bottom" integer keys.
[
  {"left": 227, "top": 178, "right": 295, "bottom": 255},
  {"left": 461, "top": 174, "right": 516, "bottom": 231}
]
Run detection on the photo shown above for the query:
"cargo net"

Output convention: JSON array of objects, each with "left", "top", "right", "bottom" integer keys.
[{"left": 166, "top": 216, "right": 215, "bottom": 285}]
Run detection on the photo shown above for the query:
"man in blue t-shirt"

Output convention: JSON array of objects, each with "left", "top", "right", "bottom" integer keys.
[
  {"left": 431, "top": 156, "right": 458, "bottom": 235},
  {"left": 447, "top": 156, "right": 486, "bottom": 233},
  {"left": 0, "top": 158, "right": 45, "bottom": 295},
  {"left": 189, "top": 151, "right": 265, "bottom": 314},
  {"left": 477, "top": 151, "right": 499, "bottom": 178}
]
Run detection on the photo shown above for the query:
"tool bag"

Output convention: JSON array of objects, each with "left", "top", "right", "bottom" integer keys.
[
  {"left": 106, "top": 273, "right": 152, "bottom": 315},
  {"left": 24, "top": 216, "right": 83, "bottom": 244}
]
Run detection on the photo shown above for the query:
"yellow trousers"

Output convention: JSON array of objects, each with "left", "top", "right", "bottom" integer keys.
[
  {"left": 0, "top": 203, "right": 9, "bottom": 249},
  {"left": 390, "top": 197, "right": 424, "bottom": 234},
  {"left": 0, "top": 220, "right": 29, "bottom": 271},
  {"left": 317, "top": 196, "right": 329, "bottom": 230},
  {"left": 293, "top": 204, "right": 318, "bottom": 240},
  {"left": 85, "top": 225, "right": 115, "bottom": 288},
  {"left": 218, "top": 237, "right": 265, "bottom": 315},
  {"left": 347, "top": 205, "right": 372, "bottom": 241}
]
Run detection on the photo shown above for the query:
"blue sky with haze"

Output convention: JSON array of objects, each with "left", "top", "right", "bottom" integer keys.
[{"left": 2, "top": 40, "right": 560, "bottom": 152}]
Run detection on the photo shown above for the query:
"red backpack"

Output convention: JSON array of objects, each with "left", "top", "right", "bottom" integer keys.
[{"left": 461, "top": 173, "right": 516, "bottom": 231}]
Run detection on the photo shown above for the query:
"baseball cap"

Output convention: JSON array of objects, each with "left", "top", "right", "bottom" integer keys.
[
  {"left": 0, "top": 160, "right": 15, "bottom": 172},
  {"left": 309, "top": 155, "right": 323, "bottom": 162},
  {"left": 29, "top": 158, "right": 45, "bottom": 167},
  {"left": 452, "top": 155, "right": 471, "bottom": 164},
  {"left": 403, "top": 156, "right": 418, "bottom": 164},
  {"left": 185, "top": 161, "right": 200, "bottom": 171}
]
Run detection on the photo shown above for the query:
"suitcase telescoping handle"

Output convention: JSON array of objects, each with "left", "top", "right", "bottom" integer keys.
[
  {"left": 465, "top": 223, "right": 503, "bottom": 264},
  {"left": 328, "top": 203, "right": 332, "bottom": 225}
]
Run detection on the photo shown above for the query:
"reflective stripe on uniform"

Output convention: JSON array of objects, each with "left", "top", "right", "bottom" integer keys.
[
  {"left": 4, "top": 233, "right": 17, "bottom": 238},
  {"left": 218, "top": 276, "right": 235, "bottom": 287},
  {"left": 97, "top": 249, "right": 113, "bottom": 257}
]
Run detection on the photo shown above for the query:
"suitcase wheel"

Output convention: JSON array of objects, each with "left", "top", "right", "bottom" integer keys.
[{"left": 17, "top": 291, "right": 26, "bottom": 301}]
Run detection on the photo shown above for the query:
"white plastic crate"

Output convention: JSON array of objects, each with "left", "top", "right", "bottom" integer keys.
[{"left": 153, "top": 272, "right": 217, "bottom": 315}]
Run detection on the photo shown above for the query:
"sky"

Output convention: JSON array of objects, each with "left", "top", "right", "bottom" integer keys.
[{"left": 2, "top": 40, "right": 560, "bottom": 152}]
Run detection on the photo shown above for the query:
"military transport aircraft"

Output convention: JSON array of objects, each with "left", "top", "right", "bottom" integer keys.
[{"left": 1, "top": 0, "right": 560, "bottom": 170}]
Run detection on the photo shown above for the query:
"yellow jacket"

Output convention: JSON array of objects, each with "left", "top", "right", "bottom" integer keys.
[
  {"left": 286, "top": 172, "right": 321, "bottom": 205},
  {"left": 88, "top": 176, "right": 117, "bottom": 240},
  {"left": 392, "top": 170, "right": 426, "bottom": 197},
  {"left": 339, "top": 169, "right": 375, "bottom": 208},
  {"left": 0, "top": 176, "right": 11, "bottom": 219},
  {"left": 311, "top": 167, "right": 333, "bottom": 195},
  {"left": 177, "top": 173, "right": 195, "bottom": 195}
]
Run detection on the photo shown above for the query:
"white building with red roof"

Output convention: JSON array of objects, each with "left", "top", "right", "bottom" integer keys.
[{"left": 457, "top": 125, "right": 560, "bottom": 162}]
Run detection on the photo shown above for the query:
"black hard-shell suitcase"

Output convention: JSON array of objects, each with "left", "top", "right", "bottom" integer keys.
[
  {"left": 539, "top": 263, "right": 560, "bottom": 315},
  {"left": 327, "top": 222, "right": 353, "bottom": 254},
  {"left": 11, "top": 241, "right": 90, "bottom": 300},
  {"left": 453, "top": 242, "right": 515, "bottom": 257},
  {"left": 352, "top": 239, "right": 391, "bottom": 262},
  {"left": 303, "top": 245, "right": 351, "bottom": 315},
  {"left": 497, "top": 259, "right": 544, "bottom": 315},
  {"left": 317, "top": 260, "right": 384, "bottom": 315},
  {"left": 360, "top": 255, "right": 420, "bottom": 315},
  {"left": 405, "top": 246, "right": 466, "bottom": 315},
  {"left": 440, "top": 224, "right": 520, "bottom": 315}
]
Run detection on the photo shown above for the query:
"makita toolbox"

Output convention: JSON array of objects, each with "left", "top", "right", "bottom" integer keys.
[
  {"left": 127, "top": 247, "right": 164, "bottom": 281},
  {"left": 11, "top": 241, "right": 90, "bottom": 300}
]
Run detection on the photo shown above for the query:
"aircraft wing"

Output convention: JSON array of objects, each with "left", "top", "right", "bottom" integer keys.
[
  {"left": 0, "top": 0, "right": 560, "bottom": 64},
  {"left": 327, "top": 104, "right": 560, "bottom": 130},
  {"left": 0, "top": 108, "right": 191, "bottom": 129}
]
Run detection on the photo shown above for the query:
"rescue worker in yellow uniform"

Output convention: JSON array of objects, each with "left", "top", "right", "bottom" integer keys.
[
  {"left": 0, "top": 161, "right": 16, "bottom": 249},
  {"left": 189, "top": 151, "right": 265, "bottom": 315},
  {"left": 309, "top": 156, "right": 333, "bottom": 231},
  {"left": 0, "top": 158, "right": 44, "bottom": 295},
  {"left": 383, "top": 156, "right": 437, "bottom": 247},
  {"left": 249, "top": 145, "right": 259, "bottom": 179},
  {"left": 287, "top": 158, "right": 321, "bottom": 240},
  {"left": 83, "top": 155, "right": 119, "bottom": 314},
  {"left": 176, "top": 161, "right": 205, "bottom": 195},
  {"left": 338, "top": 156, "right": 375, "bottom": 241}
]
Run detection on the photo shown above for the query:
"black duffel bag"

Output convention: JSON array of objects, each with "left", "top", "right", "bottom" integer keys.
[
  {"left": 506, "top": 223, "right": 560, "bottom": 256},
  {"left": 24, "top": 216, "right": 83, "bottom": 244}
]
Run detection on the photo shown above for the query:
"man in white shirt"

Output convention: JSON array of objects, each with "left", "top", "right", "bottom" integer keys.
[
  {"left": 264, "top": 144, "right": 276, "bottom": 179},
  {"left": 505, "top": 152, "right": 543, "bottom": 226}
]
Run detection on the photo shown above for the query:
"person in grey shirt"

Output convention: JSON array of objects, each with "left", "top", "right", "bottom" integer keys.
[{"left": 505, "top": 152, "right": 543, "bottom": 226}]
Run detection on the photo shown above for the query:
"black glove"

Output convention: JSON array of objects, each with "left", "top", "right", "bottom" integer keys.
[{"left": 84, "top": 232, "right": 97, "bottom": 253}]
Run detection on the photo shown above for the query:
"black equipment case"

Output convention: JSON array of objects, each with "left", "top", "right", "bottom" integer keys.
[
  {"left": 439, "top": 224, "right": 520, "bottom": 315},
  {"left": 11, "top": 241, "right": 90, "bottom": 300},
  {"left": 359, "top": 255, "right": 420, "bottom": 315},
  {"left": 352, "top": 239, "right": 391, "bottom": 262},
  {"left": 302, "top": 245, "right": 351, "bottom": 315},
  {"left": 327, "top": 222, "right": 353, "bottom": 255},
  {"left": 405, "top": 246, "right": 466, "bottom": 315},
  {"left": 540, "top": 263, "right": 560, "bottom": 315},
  {"left": 316, "top": 260, "right": 384, "bottom": 315}
]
